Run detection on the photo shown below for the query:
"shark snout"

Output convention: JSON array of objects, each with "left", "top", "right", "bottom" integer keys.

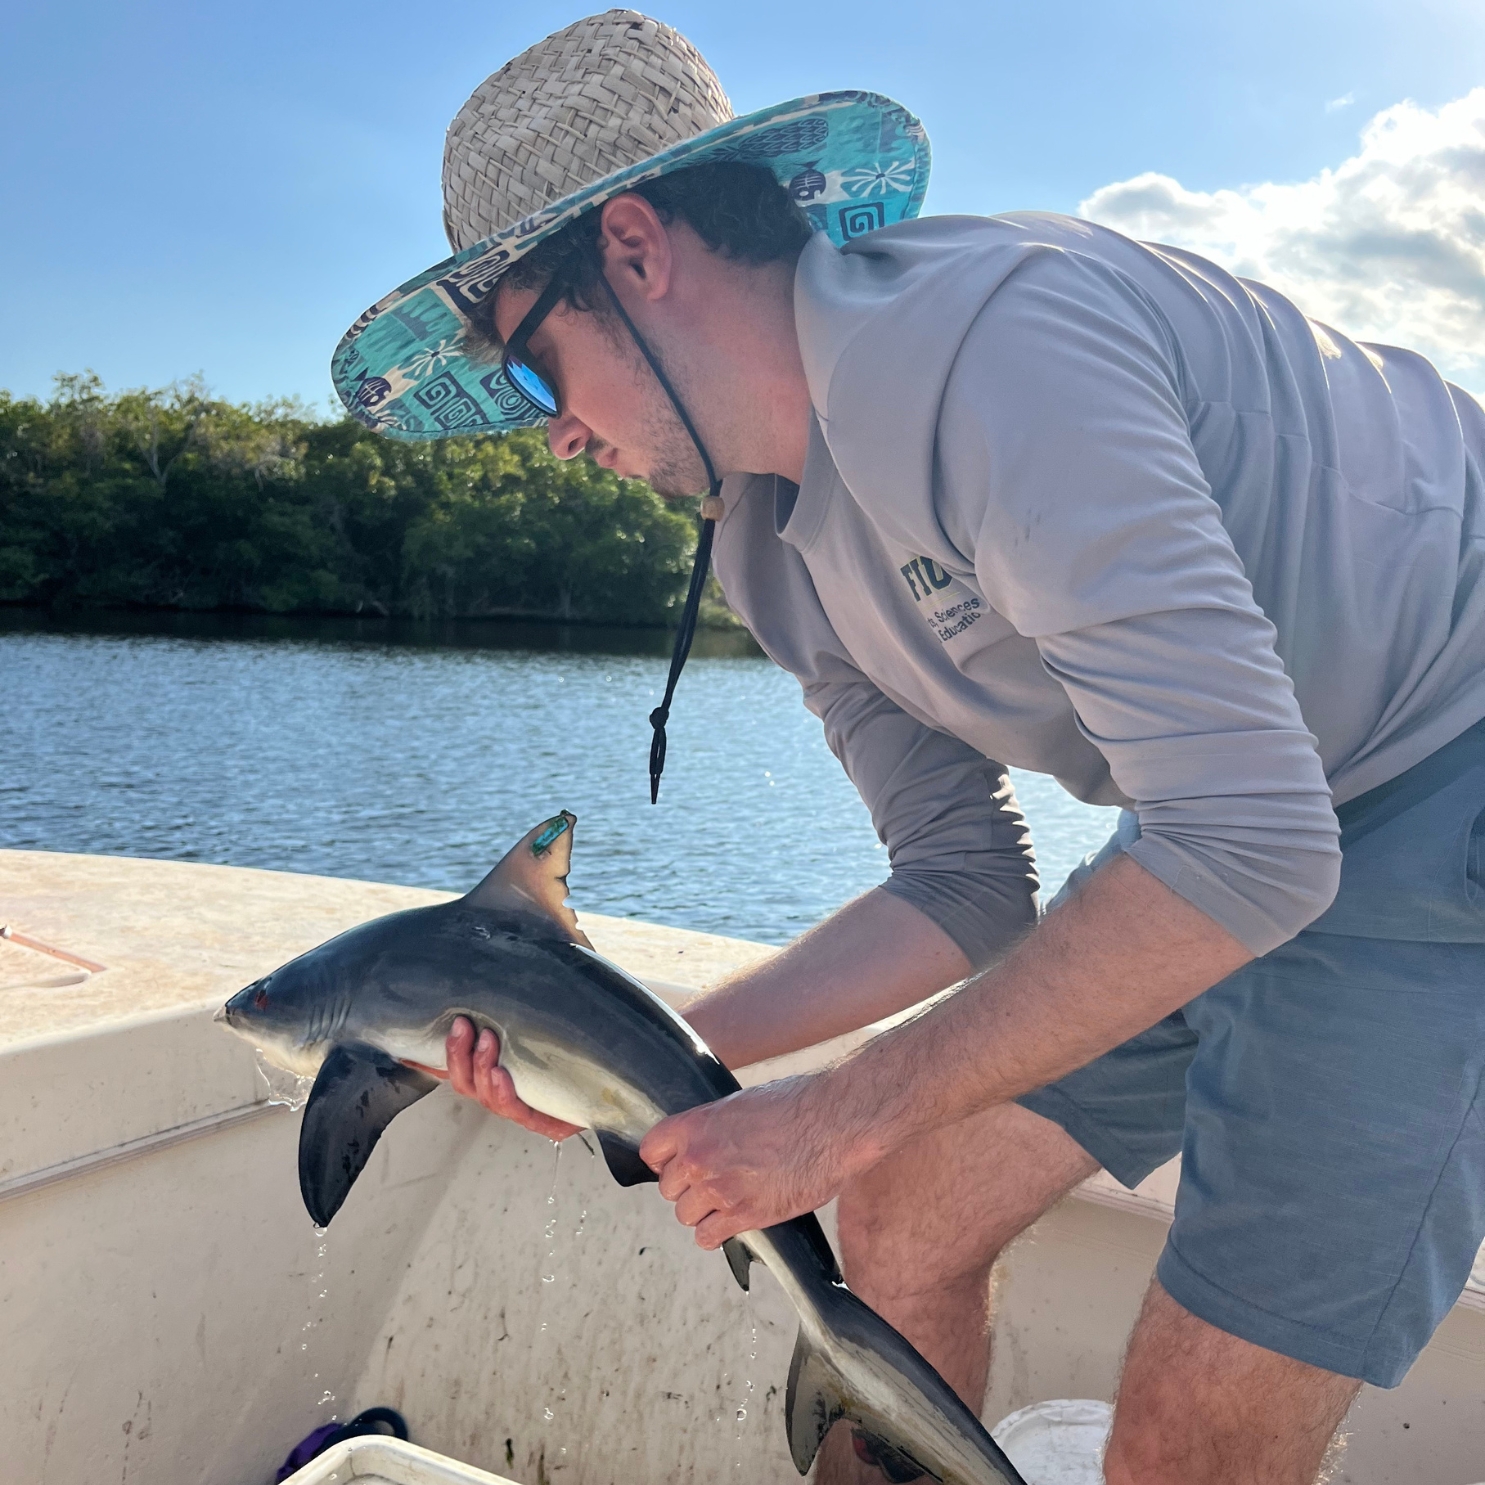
[{"left": 217, "top": 979, "right": 270, "bottom": 1033}]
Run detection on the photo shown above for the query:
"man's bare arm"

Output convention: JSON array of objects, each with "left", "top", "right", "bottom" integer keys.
[
  {"left": 640, "top": 854, "right": 1253, "bottom": 1248},
  {"left": 683, "top": 888, "right": 972, "bottom": 1070}
]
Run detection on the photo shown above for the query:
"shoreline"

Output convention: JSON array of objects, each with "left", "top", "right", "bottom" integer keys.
[{"left": 0, "top": 603, "right": 763, "bottom": 658}]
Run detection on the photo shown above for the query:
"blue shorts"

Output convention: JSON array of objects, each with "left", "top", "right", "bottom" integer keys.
[{"left": 1020, "top": 718, "right": 1485, "bottom": 1387}]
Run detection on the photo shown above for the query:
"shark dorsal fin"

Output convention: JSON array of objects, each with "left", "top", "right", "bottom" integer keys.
[{"left": 464, "top": 811, "right": 592, "bottom": 947}]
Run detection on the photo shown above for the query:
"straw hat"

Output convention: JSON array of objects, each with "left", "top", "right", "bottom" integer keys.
[{"left": 332, "top": 9, "right": 930, "bottom": 442}]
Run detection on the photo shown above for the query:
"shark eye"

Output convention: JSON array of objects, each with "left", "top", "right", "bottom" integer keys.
[{"left": 253, "top": 986, "right": 270, "bottom": 1010}]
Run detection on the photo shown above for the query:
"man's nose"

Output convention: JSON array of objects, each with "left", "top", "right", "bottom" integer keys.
[{"left": 548, "top": 412, "right": 591, "bottom": 461}]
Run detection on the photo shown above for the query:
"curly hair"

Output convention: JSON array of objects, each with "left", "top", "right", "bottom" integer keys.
[{"left": 462, "top": 163, "right": 811, "bottom": 362}]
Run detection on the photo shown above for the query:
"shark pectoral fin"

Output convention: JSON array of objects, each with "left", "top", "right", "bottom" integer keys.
[
  {"left": 722, "top": 1237, "right": 754, "bottom": 1292},
  {"left": 298, "top": 1042, "right": 438, "bottom": 1227},
  {"left": 595, "top": 1130, "right": 658, "bottom": 1187},
  {"left": 784, "top": 1328, "right": 847, "bottom": 1476}
]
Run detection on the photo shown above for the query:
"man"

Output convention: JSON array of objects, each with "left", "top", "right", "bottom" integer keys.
[{"left": 335, "top": 12, "right": 1485, "bottom": 1484}]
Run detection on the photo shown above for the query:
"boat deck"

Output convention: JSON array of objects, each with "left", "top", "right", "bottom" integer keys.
[{"left": 1, "top": 851, "right": 1481, "bottom": 1484}]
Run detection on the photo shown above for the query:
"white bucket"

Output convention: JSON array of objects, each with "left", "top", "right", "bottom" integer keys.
[
  {"left": 991, "top": 1398, "right": 1113, "bottom": 1485},
  {"left": 282, "top": 1436, "right": 519, "bottom": 1484}
]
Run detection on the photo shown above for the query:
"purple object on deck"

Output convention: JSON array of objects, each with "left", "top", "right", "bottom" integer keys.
[{"left": 275, "top": 1407, "right": 408, "bottom": 1481}]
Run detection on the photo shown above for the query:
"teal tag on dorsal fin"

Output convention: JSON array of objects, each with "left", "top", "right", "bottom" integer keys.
[{"left": 532, "top": 816, "right": 571, "bottom": 854}]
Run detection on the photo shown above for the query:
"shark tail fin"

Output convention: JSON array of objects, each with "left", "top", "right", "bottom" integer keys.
[
  {"left": 784, "top": 1326, "right": 847, "bottom": 1476},
  {"left": 783, "top": 1301, "right": 1031, "bottom": 1485},
  {"left": 783, "top": 1332, "right": 926, "bottom": 1481}
]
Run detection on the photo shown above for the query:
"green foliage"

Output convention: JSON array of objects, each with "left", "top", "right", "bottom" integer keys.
[{"left": 0, "top": 374, "right": 704, "bottom": 626}]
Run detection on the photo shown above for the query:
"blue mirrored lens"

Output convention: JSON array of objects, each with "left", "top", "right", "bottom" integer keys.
[{"left": 506, "top": 356, "right": 559, "bottom": 417}]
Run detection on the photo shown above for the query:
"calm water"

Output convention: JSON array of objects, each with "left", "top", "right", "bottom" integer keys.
[{"left": 1, "top": 612, "right": 1117, "bottom": 946}]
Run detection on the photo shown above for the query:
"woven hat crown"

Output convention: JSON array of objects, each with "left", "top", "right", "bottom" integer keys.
[{"left": 443, "top": 10, "right": 734, "bottom": 252}]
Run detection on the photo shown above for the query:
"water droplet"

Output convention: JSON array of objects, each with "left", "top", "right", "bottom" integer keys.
[
  {"left": 735, "top": 1407, "right": 747, "bottom": 1422},
  {"left": 542, "top": 1273, "right": 555, "bottom": 1283},
  {"left": 543, "top": 1408, "right": 554, "bottom": 1421}
]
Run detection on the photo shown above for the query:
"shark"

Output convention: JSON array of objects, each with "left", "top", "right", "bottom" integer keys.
[{"left": 217, "top": 811, "right": 1027, "bottom": 1485}]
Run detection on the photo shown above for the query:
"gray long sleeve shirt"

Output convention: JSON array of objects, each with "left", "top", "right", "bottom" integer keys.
[{"left": 711, "top": 214, "right": 1485, "bottom": 961}]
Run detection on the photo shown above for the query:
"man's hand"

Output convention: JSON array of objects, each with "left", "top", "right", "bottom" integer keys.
[
  {"left": 404, "top": 1016, "right": 580, "bottom": 1142},
  {"left": 640, "top": 1073, "right": 864, "bottom": 1248}
]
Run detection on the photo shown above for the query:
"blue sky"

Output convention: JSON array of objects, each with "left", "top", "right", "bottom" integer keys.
[{"left": 4, "top": 0, "right": 1484, "bottom": 410}]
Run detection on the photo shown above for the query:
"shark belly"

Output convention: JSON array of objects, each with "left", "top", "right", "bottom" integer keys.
[
  {"left": 374, "top": 1026, "right": 453, "bottom": 1070},
  {"left": 502, "top": 1030, "right": 667, "bottom": 1140}
]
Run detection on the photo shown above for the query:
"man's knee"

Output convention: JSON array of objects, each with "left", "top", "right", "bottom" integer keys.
[
  {"left": 834, "top": 1102, "right": 1095, "bottom": 1302},
  {"left": 835, "top": 1171, "right": 1004, "bottom": 1303}
]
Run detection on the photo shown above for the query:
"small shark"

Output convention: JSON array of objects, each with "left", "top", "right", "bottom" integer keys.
[{"left": 217, "top": 812, "right": 1027, "bottom": 1485}]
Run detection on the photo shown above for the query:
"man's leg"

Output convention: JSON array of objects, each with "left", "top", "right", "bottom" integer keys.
[
  {"left": 1105, "top": 1279, "right": 1360, "bottom": 1485},
  {"left": 815, "top": 1101, "right": 1099, "bottom": 1485}
]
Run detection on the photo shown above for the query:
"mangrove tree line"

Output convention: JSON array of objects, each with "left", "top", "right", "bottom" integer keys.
[{"left": 0, "top": 375, "right": 703, "bottom": 625}]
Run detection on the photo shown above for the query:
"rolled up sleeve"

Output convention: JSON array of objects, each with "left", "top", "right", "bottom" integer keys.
[
  {"left": 803, "top": 665, "right": 1039, "bottom": 968},
  {"left": 939, "top": 250, "right": 1341, "bottom": 952}
]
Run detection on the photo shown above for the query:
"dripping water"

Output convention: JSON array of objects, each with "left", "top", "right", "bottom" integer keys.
[
  {"left": 302, "top": 1224, "right": 338, "bottom": 1420},
  {"left": 255, "top": 1049, "right": 313, "bottom": 1109},
  {"left": 734, "top": 1293, "right": 758, "bottom": 1468},
  {"left": 540, "top": 1141, "right": 563, "bottom": 1283},
  {"left": 537, "top": 1141, "right": 565, "bottom": 1438}
]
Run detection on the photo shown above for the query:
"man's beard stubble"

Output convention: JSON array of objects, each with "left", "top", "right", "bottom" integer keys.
[
  {"left": 645, "top": 435, "right": 711, "bottom": 499},
  {"left": 596, "top": 315, "right": 713, "bottom": 500}
]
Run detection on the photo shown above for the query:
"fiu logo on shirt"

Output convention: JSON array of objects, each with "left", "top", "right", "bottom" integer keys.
[{"left": 899, "top": 556, "right": 984, "bottom": 644}]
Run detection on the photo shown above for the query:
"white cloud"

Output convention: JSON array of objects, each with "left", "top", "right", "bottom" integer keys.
[
  {"left": 1079, "top": 89, "right": 1485, "bottom": 394},
  {"left": 1324, "top": 92, "right": 1356, "bottom": 113}
]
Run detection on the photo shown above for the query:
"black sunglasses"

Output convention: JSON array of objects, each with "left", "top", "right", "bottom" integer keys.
[{"left": 500, "top": 274, "right": 568, "bottom": 419}]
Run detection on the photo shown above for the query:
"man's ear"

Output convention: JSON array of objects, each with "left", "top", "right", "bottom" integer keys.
[{"left": 597, "top": 193, "right": 673, "bottom": 304}]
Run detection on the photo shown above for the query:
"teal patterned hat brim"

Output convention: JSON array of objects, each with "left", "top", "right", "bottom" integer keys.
[{"left": 332, "top": 91, "right": 929, "bottom": 442}]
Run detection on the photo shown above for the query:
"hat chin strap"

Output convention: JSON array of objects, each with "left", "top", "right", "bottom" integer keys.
[{"left": 596, "top": 275, "right": 723, "bottom": 805}]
